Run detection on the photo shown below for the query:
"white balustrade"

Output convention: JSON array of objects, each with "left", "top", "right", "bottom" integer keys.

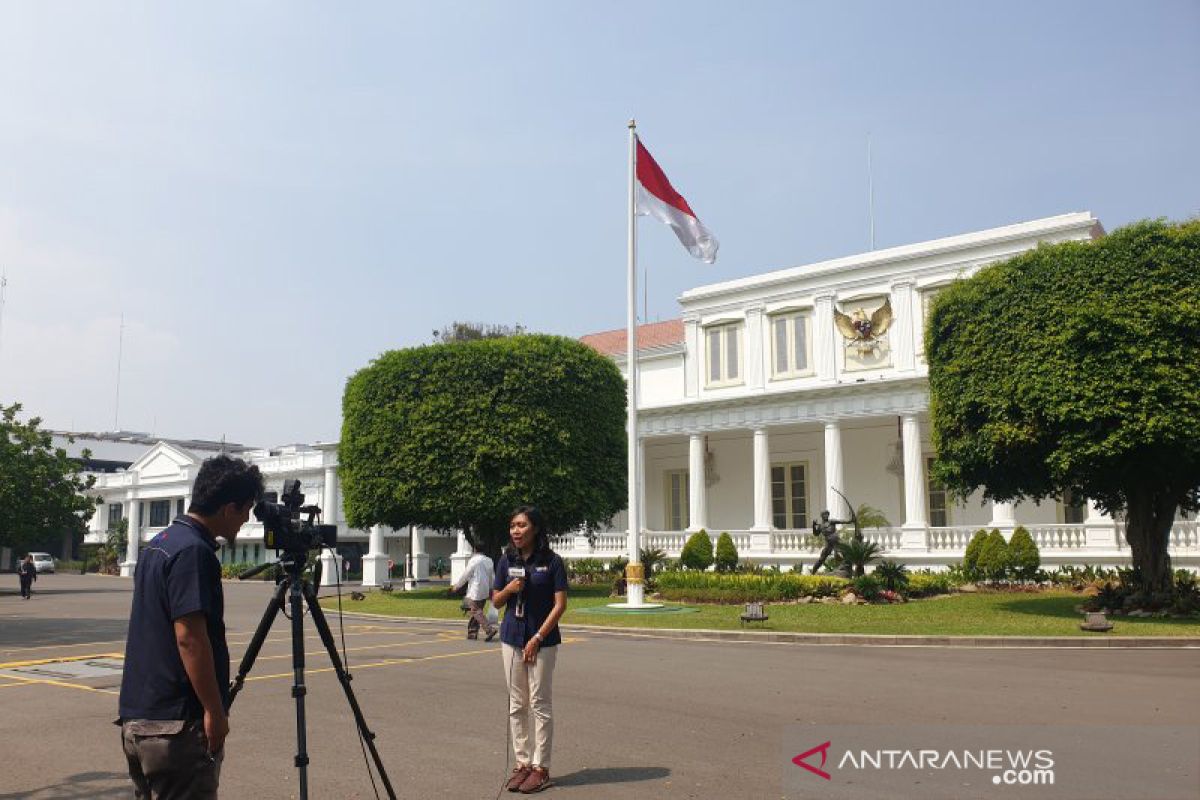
[{"left": 1027, "top": 524, "right": 1087, "bottom": 550}]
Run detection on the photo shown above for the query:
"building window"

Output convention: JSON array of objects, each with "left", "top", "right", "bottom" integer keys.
[
  {"left": 664, "top": 470, "right": 690, "bottom": 530},
  {"left": 770, "top": 312, "right": 811, "bottom": 378},
  {"left": 927, "top": 457, "right": 949, "bottom": 527},
  {"left": 1062, "top": 489, "right": 1085, "bottom": 524},
  {"left": 108, "top": 503, "right": 123, "bottom": 529},
  {"left": 177, "top": 498, "right": 185, "bottom": 517},
  {"left": 705, "top": 323, "right": 742, "bottom": 386},
  {"left": 148, "top": 500, "right": 172, "bottom": 528},
  {"left": 771, "top": 462, "right": 809, "bottom": 528}
]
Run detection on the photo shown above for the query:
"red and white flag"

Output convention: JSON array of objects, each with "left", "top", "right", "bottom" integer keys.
[{"left": 635, "top": 140, "right": 718, "bottom": 263}]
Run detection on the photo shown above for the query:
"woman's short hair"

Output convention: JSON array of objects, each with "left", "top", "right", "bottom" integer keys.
[{"left": 189, "top": 456, "right": 265, "bottom": 515}]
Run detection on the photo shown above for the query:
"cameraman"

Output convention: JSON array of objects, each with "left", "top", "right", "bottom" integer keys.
[{"left": 118, "top": 455, "right": 264, "bottom": 799}]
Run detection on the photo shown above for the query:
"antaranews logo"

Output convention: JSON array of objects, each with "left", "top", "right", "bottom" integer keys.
[
  {"left": 791, "top": 741, "right": 832, "bottom": 781},
  {"left": 791, "top": 740, "right": 1055, "bottom": 787}
]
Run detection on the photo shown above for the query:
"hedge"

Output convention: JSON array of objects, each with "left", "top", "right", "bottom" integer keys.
[{"left": 654, "top": 571, "right": 847, "bottom": 603}]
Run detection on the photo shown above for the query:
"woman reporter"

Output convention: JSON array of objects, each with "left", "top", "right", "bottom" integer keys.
[{"left": 492, "top": 505, "right": 567, "bottom": 794}]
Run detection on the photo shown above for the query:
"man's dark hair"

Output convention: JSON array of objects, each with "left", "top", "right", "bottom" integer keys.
[{"left": 188, "top": 456, "right": 265, "bottom": 515}]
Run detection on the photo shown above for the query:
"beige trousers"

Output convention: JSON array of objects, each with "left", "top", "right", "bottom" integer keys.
[{"left": 501, "top": 642, "right": 558, "bottom": 770}]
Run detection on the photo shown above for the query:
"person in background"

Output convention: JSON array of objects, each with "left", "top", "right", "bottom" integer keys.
[
  {"left": 17, "top": 554, "right": 36, "bottom": 599},
  {"left": 492, "top": 505, "right": 568, "bottom": 794},
  {"left": 449, "top": 542, "right": 497, "bottom": 641}
]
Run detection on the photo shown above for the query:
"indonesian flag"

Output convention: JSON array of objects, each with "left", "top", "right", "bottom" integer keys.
[{"left": 635, "top": 139, "right": 719, "bottom": 263}]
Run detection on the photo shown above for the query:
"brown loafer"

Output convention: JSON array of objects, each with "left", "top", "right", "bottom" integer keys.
[
  {"left": 506, "top": 764, "right": 532, "bottom": 792},
  {"left": 519, "top": 767, "right": 552, "bottom": 793}
]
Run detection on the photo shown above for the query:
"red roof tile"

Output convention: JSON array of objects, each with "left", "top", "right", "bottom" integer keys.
[{"left": 580, "top": 319, "right": 685, "bottom": 357}]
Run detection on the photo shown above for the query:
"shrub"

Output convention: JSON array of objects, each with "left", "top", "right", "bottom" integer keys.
[
  {"left": 849, "top": 574, "right": 882, "bottom": 601},
  {"left": 873, "top": 560, "right": 910, "bottom": 591},
  {"left": 567, "top": 558, "right": 608, "bottom": 584},
  {"left": 963, "top": 529, "right": 989, "bottom": 579},
  {"left": 680, "top": 530, "right": 714, "bottom": 571},
  {"left": 1007, "top": 526, "right": 1040, "bottom": 581},
  {"left": 906, "top": 572, "right": 955, "bottom": 597},
  {"left": 609, "top": 555, "right": 629, "bottom": 575},
  {"left": 714, "top": 533, "right": 739, "bottom": 573},
  {"left": 654, "top": 571, "right": 847, "bottom": 603},
  {"left": 834, "top": 537, "right": 881, "bottom": 577},
  {"left": 977, "top": 529, "right": 1011, "bottom": 583}
]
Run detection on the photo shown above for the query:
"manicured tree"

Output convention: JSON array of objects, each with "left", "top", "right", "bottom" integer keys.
[
  {"left": 339, "top": 335, "right": 626, "bottom": 558},
  {"left": 977, "top": 529, "right": 1011, "bottom": 585},
  {"left": 0, "top": 403, "right": 97, "bottom": 554},
  {"left": 714, "top": 532, "right": 739, "bottom": 572},
  {"left": 963, "top": 529, "right": 989, "bottom": 579},
  {"left": 928, "top": 219, "right": 1200, "bottom": 595},
  {"left": 1007, "top": 526, "right": 1041, "bottom": 582},
  {"left": 680, "top": 530, "right": 714, "bottom": 571}
]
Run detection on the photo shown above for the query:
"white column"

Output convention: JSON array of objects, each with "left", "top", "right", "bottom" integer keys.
[
  {"left": 319, "top": 548, "right": 340, "bottom": 586},
  {"left": 637, "top": 437, "right": 648, "bottom": 531},
  {"left": 813, "top": 293, "right": 838, "bottom": 383},
  {"left": 989, "top": 500, "right": 1017, "bottom": 535},
  {"left": 745, "top": 305, "right": 765, "bottom": 389},
  {"left": 120, "top": 495, "right": 141, "bottom": 577},
  {"left": 900, "top": 413, "right": 928, "bottom": 549},
  {"left": 410, "top": 526, "right": 430, "bottom": 581},
  {"left": 323, "top": 466, "right": 339, "bottom": 525},
  {"left": 1084, "top": 499, "right": 1119, "bottom": 549},
  {"left": 450, "top": 529, "right": 472, "bottom": 584},
  {"left": 683, "top": 315, "right": 700, "bottom": 398},
  {"left": 823, "top": 421, "right": 848, "bottom": 518},
  {"left": 890, "top": 280, "right": 916, "bottom": 372},
  {"left": 687, "top": 433, "right": 708, "bottom": 532},
  {"left": 751, "top": 428, "right": 772, "bottom": 531},
  {"left": 360, "top": 523, "right": 388, "bottom": 587}
]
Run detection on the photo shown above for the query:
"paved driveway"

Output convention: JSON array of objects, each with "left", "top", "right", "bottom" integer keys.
[{"left": 1, "top": 574, "right": 1197, "bottom": 799}]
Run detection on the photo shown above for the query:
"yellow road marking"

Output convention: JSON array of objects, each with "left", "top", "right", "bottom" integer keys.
[
  {"left": 0, "top": 673, "right": 118, "bottom": 695},
  {"left": 0, "top": 653, "right": 124, "bottom": 670}
]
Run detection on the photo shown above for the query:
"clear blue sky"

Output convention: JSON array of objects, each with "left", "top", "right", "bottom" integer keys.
[{"left": 1, "top": 1, "right": 1197, "bottom": 445}]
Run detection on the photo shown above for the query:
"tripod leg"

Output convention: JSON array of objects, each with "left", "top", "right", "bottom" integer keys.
[
  {"left": 228, "top": 577, "right": 287, "bottom": 707},
  {"left": 289, "top": 576, "right": 311, "bottom": 800},
  {"left": 302, "top": 580, "right": 398, "bottom": 800}
]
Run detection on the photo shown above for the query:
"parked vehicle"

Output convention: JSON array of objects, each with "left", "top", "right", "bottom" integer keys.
[{"left": 29, "top": 553, "right": 55, "bottom": 574}]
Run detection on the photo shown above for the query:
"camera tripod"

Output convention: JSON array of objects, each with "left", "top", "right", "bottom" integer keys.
[{"left": 228, "top": 550, "right": 397, "bottom": 800}]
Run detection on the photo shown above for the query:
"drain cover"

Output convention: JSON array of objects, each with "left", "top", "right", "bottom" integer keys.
[{"left": 2, "top": 657, "right": 124, "bottom": 680}]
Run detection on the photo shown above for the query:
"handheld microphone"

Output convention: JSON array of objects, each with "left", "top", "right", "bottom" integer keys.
[{"left": 507, "top": 549, "right": 527, "bottom": 618}]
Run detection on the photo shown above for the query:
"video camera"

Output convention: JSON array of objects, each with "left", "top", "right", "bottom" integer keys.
[{"left": 254, "top": 479, "right": 338, "bottom": 553}]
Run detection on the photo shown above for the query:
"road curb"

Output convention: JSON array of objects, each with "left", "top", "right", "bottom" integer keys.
[{"left": 324, "top": 608, "right": 1200, "bottom": 649}]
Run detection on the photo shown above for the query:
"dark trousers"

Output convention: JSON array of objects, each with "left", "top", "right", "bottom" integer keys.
[
  {"left": 19, "top": 576, "right": 33, "bottom": 598},
  {"left": 122, "top": 719, "right": 222, "bottom": 799}
]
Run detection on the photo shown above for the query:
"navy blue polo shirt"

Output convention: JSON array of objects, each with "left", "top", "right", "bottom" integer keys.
[
  {"left": 493, "top": 549, "right": 568, "bottom": 648},
  {"left": 119, "top": 515, "right": 229, "bottom": 721}
]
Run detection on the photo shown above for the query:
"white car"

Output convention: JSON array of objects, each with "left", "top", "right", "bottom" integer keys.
[{"left": 29, "top": 553, "right": 55, "bottom": 574}]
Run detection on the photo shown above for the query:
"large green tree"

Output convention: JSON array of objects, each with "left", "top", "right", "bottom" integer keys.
[
  {"left": 339, "top": 334, "right": 627, "bottom": 557},
  {"left": 0, "top": 403, "right": 97, "bottom": 554},
  {"left": 928, "top": 219, "right": 1200, "bottom": 594}
]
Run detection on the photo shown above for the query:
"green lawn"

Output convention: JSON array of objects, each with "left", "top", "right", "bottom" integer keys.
[{"left": 322, "top": 586, "right": 1200, "bottom": 638}]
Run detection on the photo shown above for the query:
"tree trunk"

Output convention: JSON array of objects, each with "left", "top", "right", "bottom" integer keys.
[{"left": 1123, "top": 488, "right": 1177, "bottom": 596}]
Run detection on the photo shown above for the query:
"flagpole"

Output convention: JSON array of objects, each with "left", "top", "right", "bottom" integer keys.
[{"left": 624, "top": 119, "right": 646, "bottom": 607}]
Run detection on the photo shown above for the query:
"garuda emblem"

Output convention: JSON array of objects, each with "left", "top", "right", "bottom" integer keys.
[{"left": 834, "top": 298, "right": 893, "bottom": 357}]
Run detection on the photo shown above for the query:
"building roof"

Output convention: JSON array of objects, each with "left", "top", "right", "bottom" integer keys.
[
  {"left": 580, "top": 319, "right": 685, "bottom": 357},
  {"left": 50, "top": 431, "right": 252, "bottom": 470}
]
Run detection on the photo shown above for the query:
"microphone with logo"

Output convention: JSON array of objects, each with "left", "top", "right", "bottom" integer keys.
[{"left": 506, "top": 547, "right": 527, "bottom": 620}]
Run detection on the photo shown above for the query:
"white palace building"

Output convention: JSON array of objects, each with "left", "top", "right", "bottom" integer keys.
[{"left": 80, "top": 212, "right": 1199, "bottom": 583}]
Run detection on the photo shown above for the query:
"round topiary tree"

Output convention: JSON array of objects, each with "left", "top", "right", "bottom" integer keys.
[
  {"left": 714, "top": 532, "right": 739, "bottom": 572},
  {"left": 1007, "top": 526, "right": 1041, "bottom": 582},
  {"left": 963, "top": 528, "right": 989, "bottom": 579},
  {"left": 339, "top": 335, "right": 627, "bottom": 558},
  {"left": 977, "top": 528, "right": 1011, "bottom": 584},
  {"left": 680, "top": 530, "right": 714, "bottom": 571},
  {"left": 928, "top": 219, "right": 1200, "bottom": 595}
]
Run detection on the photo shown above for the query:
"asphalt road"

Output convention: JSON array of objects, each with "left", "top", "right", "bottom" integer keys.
[{"left": 1, "top": 574, "right": 1197, "bottom": 799}]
